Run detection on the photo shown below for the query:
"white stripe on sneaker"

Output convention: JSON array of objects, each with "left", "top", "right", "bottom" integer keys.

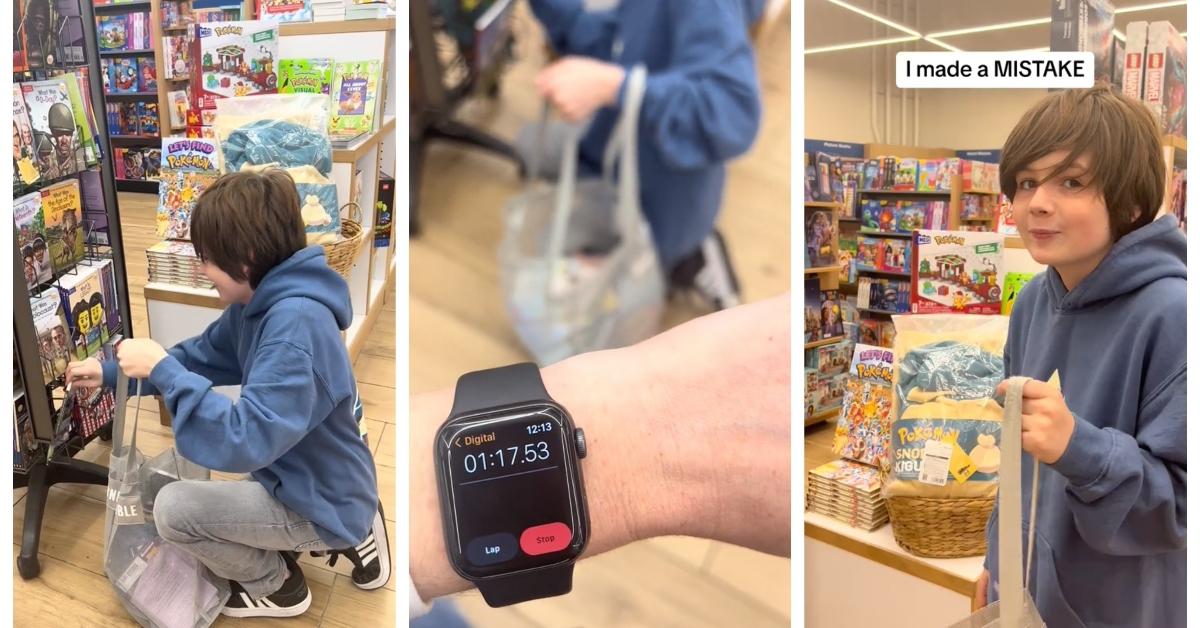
[
  {"left": 240, "top": 592, "right": 254, "bottom": 608},
  {"left": 360, "top": 549, "right": 378, "bottom": 565},
  {"left": 357, "top": 539, "right": 376, "bottom": 553}
]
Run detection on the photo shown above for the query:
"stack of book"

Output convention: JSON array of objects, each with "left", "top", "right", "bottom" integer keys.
[
  {"left": 806, "top": 460, "right": 889, "bottom": 531},
  {"left": 312, "top": 0, "right": 345, "bottom": 21},
  {"left": 146, "top": 241, "right": 213, "bottom": 289},
  {"left": 344, "top": 0, "right": 391, "bottom": 20}
]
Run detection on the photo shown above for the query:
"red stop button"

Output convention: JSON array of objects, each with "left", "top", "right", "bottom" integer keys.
[{"left": 519, "top": 522, "right": 572, "bottom": 556}]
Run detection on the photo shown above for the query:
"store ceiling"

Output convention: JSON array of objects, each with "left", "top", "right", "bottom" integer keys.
[{"left": 805, "top": 0, "right": 1187, "bottom": 54}]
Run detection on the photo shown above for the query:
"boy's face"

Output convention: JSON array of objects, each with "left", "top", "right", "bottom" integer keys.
[
  {"left": 1012, "top": 150, "right": 1115, "bottom": 288},
  {"left": 202, "top": 261, "right": 254, "bottom": 305}
]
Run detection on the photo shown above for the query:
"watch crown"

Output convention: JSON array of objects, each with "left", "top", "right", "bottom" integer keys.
[{"left": 574, "top": 427, "right": 587, "bottom": 458}]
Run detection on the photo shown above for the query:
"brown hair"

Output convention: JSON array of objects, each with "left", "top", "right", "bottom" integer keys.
[
  {"left": 1000, "top": 85, "right": 1163, "bottom": 241},
  {"left": 190, "top": 169, "right": 306, "bottom": 289}
]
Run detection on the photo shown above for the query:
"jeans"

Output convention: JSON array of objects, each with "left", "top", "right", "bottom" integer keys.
[{"left": 153, "top": 480, "right": 334, "bottom": 600}]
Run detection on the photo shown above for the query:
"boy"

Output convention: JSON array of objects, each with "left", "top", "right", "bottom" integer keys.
[
  {"left": 67, "top": 170, "right": 390, "bottom": 618},
  {"left": 977, "top": 86, "right": 1185, "bottom": 626},
  {"left": 524, "top": 0, "right": 763, "bottom": 310}
]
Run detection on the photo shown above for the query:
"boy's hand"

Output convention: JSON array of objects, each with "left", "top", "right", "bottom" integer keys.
[
  {"left": 996, "top": 378, "right": 1076, "bottom": 464},
  {"left": 535, "top": 56, "right": 626, "bottom": 123},
  {"left": 65, "top": 358, "right": 103, "bottom": 390},
  {"left": 117, "top": 339, "right": 168, "bottom": 379},
  {"left": 973, "top": 569, "right": 989, "bottom": 611}
]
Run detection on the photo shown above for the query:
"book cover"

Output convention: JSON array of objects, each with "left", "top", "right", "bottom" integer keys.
[
  {"left": 805, "top": 209, "right": 836, "bottom": 268},
  {"left": 167, "top": 90, "right": 190, "bottom": 128},
  {"left": 912, "top": 230, "right": 1004, "bottom": 314},
  {"left": 52, "top": 73, "right": 97, "bottom": 169},
  {"left": 804, "top": 276, "right": 821, "bottom": 342},
  {"left": 16, "top": 192, "right": 53, "bottom": 287},
  {"left": 32, "top": 292, "right": 71, "bottom": 381},
  {"left": 833, "top": 344, "right": 894, "bottom": 467},
  {"left": 144, "top": 147, "right": 162, "bottom": 180},
  {"left": 123, "top": 148, "right": 146, "bottom": 180},
  {"left": 140, "top": 101, "right": 160, "bottom": 136},
  {"left": 118, "top": 101, "right": 140, "bottom": 135},
  {"left": 374, "top": 173, "right": 394, "bottom": 247},
  {"left": 81, "top": 258, "right": 122, "bottom": 338},
  {"left": 22, "top": 80, "right": 79, "bottom": 180},
  {"left": 257, "top": 0, "right": 313, "bottom": 23},
  {"left": 56, "top": 264, "right": 107, "bottom": 359},
  {"left": 818, "top": 290, "right": 844, "bottom": 340},
  {"left": 96, "top": 14, "right": 129, "bottom": 51},
  {"left": 41, "top": 179, "right": 85, "bottom": 270},
  {"left": 112, "top": 57, "right": 140, "bottom": 94},
  {"left": 162, "top": 137, "right": 221, "bottom": 172},
  {"left": 164, "top": 35, "right": 191, "bottom": 80},
  {"left": 330, "top": 60, "right": 382, "bottom": 135},
  {"left": 157, "top": 169, "right": 220, "bottom": 239},
  {"left": 20, "top": 0, "right": 61, "bottom": 69},
  {"left": 139, "top": 57, "right": 158, "bottom": 92},
  {"left": 13, "top": 87, "right": 42, "bottom": 186},
  {"left": 192, "top": 20, "right": 280, "bottom": 111},
  {"left": 278, "top": 58, "right": 333, "bottom": 95}
]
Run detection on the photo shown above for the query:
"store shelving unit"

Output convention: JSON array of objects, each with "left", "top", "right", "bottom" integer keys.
[
  {"left": 94, "top": 0, "right": 163, "bottom": 192},
  {"left": 804, "top": 182, "right": 845, "bottom": 425},
  {"left": 14, "top": 0, "right": 134, "bottom": 580},
  {"left": 140, "top": 15, "right": 398, "bottom": 426}
]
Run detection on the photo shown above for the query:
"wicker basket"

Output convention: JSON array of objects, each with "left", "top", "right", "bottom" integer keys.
[
  {"left": 886, "top": 495, "right": 995, "bottom": 558},
  {"left": 322, "top": 202, "right": 366, "bottom": 279}
]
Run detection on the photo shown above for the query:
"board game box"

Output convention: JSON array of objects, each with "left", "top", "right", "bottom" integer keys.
[{"left": 912, "top": 230, "right": 1004, "bottom": 314}]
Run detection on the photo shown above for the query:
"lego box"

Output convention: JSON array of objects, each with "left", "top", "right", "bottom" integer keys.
[
  {"left": 1144, "top": 21, "right": 1186, "bottom": 137},
  {"left": 191, "top": 20, "right": 279, "bottom": 110},
  {"left": 911, "top": 230, "right": 1004, "bottom": 314},
  {"left": 1050, "top": 0, "right": 1115, "bottom": 84}
]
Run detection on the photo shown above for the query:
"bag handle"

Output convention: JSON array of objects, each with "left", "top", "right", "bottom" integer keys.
[
  {"left": 542, "top": 65, "right": 648, "bottom": 266},
  {"left": 999, "top": 376, "right": 1040, "bottom": 627}
]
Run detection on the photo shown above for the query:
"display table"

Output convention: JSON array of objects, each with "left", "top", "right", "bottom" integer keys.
[{"left": 805, "top": 511, "right": 983, "bottom": 628}]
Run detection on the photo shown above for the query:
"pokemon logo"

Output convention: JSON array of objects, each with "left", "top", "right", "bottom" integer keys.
[
  {"left": 213, "top": 26, "right": 244, "bottom": 37},
  {"left": 289, "top": 76, "right": 321, "bottom": 90},
  {"left": 165, "top": 154, "right": 215, "bottom": 170},
  {"left": 855, "top": 363, "right": 894, "bottom": 383},
  {"left": 933, "top": 235, "right": 966, "bottom": 246},
  {"left": 897, "top": 425, "right": 960, "bottom": 446}
]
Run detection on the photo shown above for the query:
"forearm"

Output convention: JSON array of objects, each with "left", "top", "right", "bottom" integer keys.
[{"left": 409, "top": 295, "right": 791, "bottom": 600}]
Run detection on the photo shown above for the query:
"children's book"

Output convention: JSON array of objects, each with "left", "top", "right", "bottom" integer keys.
[
  {"left": 278, "top": 58, "right": 334, "bottom": 95},
  {"left": 80, "top": 258, "right": 122, "bottom": 338},
  {"left": 818, "top": 290, "right": 844, "bottom": 340},
  {"left": 156, "top": 139, "right": 221, "bottom": 239},
  {"left": 97, "top": 15, "right": 129, "bottom": 51},
  {"left": 16, "top": 192, "right": 53, "bottom": 287},
  {"left": 32, "top": 292, "right": 71, "bottom": 382},
  {"left": 912, "top": 230, "right": 1004, "bottom": 314},
  {"left": 111, "top": 57, "right": 140, "bottom": 94},
  {"left": 164, "top": 35, "right": 192, "bottom": 80},
  {"left": 1001, "top": 272, "right": 1036, "bottom": 316},
  {"left": 834, "top": 344, "right": 894, "bottom": 468},
  {"left": 56, "top": 264, "right": 107, "bottom": 359},
  {"left": 144, "top": 147, "right": 162, "bottom": 180},
  {"left": 52, "top": 74, "right": 98, "bottom": 169},
  {"left": 41, "top": 179, "right": 85, "bottom": 271},
  {"left": 167, "top": 90, "right": 190, "bottom": 128},
  {"left": 22, "top": 80, "right": 80, "bottom": 180},
  {"left": 804, "top": 277, "right": 822, "bottom": 343},
  {"left": 257, "top": 0, "right": 313, "bottom": 23},
  {"left": 123, "top": 148, "right": 146, "bottom": 180},
  {"left": 13, "top": 87, "right": 42, "bottom": 186},
  {"left": 161, "top": 137, "right": 221, "bottom": 172},
  {"left": 139, "top": 102, "right": 160, "bottom": 136},
  {"left": 330, "top": 60, "right": 382, "bottom": 136},
  {"left": 139, "top": 57, "right": 158, "bottom": 92},
  {"left": 805, "top": 209, "right": 836, "bottom": 268}
]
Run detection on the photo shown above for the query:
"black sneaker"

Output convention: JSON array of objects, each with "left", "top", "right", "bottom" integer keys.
[
  {"left": 670, "top": 231, "right": 742, "bottom": 310},
  {"left": 222, "top": 552, "right": 312, "bottom": 618},
  {"left": 322, "top": 502, "right": 391, "bottom": 590}
]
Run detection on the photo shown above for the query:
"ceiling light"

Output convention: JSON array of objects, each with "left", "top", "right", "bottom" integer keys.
[
  {"left": 924, "top": 37, "right": 962, "bottom": 52},
  {"left": 927, "top": 17, "right": 1050, "bottom": 39},
  {"left": 825, "top": 0, "right": 921, "bottom": 37},
  {"left": 1113, "top": 1, "right": 1187, "bottom": 13},
  {"left": 804, "top": 36, "right": 921, "bottom": 55}
]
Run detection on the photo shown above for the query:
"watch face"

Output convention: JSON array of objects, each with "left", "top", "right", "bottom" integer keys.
[{"left": 436, "top": 403, "right": 588, "bottom": 580}]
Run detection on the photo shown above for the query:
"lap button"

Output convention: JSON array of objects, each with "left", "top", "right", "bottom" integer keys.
[
  {"left": 466, "top": 533, "right": 518, "bottom": 566},
  {"left": 519, "top": 522, "right": 572, "bottom": 556}
]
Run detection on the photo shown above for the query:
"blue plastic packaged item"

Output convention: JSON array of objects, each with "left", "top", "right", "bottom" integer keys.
[
  {"left": 896, "top": 340, "right": 1004, "bottom": 411},
  {"left": 221, "top": 119, "right": 333, "bottom": 175}
]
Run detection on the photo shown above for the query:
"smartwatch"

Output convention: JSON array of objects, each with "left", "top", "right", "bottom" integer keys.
[{"left": 434, "top": 363, "right": 590, "bottom": 607}]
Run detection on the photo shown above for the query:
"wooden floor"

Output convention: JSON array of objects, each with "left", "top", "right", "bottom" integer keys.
[
  {"left": 410, "top": 8, "right": 791, "bottom": 628},
  {"left": 13, "top": 192, "right": 398, "bottom": 627}
]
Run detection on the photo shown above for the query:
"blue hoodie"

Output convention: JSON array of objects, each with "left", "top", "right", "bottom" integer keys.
[
  {"left": 104, "top": 246, "right": 377, "bottom": 548},
  {"left": 529, "top": 0, "right": 762, "bottom": 267},
  {"left": 985, "top": 216, "right": 1187, "bottom": 627}
]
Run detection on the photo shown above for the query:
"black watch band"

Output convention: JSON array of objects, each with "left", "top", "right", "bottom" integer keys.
[
  {"left": 477, "top": 564, "right": 574, "bottom": 607},
  {"left": 450, "top": 362, "right": 577, "bottom": 607},
  {"left": 450, "top": 362, "right": 551, "bottom": 417}
]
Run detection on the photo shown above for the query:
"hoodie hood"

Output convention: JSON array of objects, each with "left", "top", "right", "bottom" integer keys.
[
  {"left": 244, "top": 246, "right": 352, "bottom": 329},
  {"left": 1047, "top": 215, "right": 1186, "bottom": 311}
]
